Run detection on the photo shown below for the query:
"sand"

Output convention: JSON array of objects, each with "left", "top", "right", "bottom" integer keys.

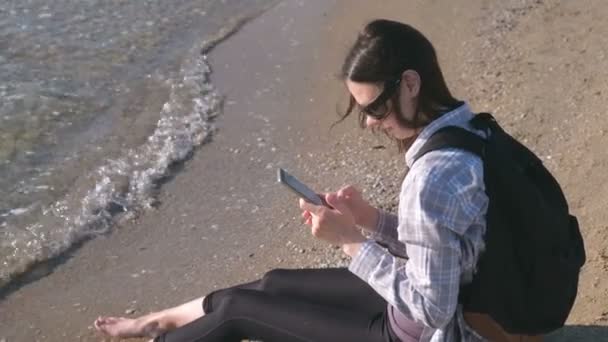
[{"left": 1, "top": 0, "right": 608, "bottom": 341}]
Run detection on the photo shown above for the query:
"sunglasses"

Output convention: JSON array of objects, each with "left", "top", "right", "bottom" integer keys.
[{"left": 360, "top": 78, "right": 402, "bottom": 120}]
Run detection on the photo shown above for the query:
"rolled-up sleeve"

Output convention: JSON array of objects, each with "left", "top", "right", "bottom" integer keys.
[{"left": 349, "top": 151, "right": 487, "bottom": 330}]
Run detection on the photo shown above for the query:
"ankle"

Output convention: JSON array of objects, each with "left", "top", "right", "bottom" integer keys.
[
  {"left": 146, "top": 321, "right": 166, "bottom": 338},
  {"left": 133, "top": 314, "right": 166, "bottom": 337}
]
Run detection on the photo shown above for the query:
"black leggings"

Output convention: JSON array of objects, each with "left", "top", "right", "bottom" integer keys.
[{"left": 154, "top": 268, "right": 398, "bottom": 342}]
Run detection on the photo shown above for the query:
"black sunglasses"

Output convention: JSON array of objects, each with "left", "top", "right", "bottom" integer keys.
[{"left": 360, "top": 78, "right": 402, "bottom": 120}]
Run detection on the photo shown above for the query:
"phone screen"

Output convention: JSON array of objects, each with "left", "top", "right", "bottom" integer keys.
[{"left": 277, "top": 168, "right": 324, "bottom": 206}]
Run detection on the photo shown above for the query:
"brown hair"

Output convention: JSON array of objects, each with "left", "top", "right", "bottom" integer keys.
[{"left": 337, "top": 19, "right": 462, "bottom": 151}]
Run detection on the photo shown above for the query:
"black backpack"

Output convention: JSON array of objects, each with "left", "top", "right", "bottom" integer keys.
[{"left": 413, "top": 113, "right": 586, "bottom": 335}]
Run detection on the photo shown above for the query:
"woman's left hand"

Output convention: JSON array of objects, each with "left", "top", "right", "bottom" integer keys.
[{"left": 299, "top": 193, "right": 367, "bottom": 255}]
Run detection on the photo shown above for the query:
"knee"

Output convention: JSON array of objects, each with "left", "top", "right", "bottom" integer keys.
[
  {"left": 216, "top": 290, "right": 238, "bottom": 312},
  {"left": 259, "top": 269, "right": 289, "bottom": 293},
  {"left": 214, "top": 289, "right": 258, "bottom": 317}
]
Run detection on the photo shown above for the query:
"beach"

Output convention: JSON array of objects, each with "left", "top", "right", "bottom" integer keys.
[{"left": 1, "top": 0, "right": 608, "bottom": 341}]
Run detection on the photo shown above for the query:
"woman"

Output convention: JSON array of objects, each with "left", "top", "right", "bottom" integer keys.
[{"left": 95, "top": 19, "right": 496, "bottom": 342}]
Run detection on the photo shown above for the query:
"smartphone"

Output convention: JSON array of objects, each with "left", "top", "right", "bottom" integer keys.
[{"left": 277, "top": 168, "right": 326, "bottom": 206}]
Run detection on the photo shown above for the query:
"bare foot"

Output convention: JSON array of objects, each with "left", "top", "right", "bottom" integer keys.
[{"left": 94, "top": 316, "right": 162, "bottom": 339}]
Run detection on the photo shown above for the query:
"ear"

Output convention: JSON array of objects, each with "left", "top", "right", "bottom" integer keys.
[{"left": 401, "top": 70, "right": 421, "bottom": 98}]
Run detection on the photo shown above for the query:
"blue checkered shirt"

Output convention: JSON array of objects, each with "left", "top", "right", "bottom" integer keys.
[{"left": 349, "top": 103, "right": 489, "bottom": 341}]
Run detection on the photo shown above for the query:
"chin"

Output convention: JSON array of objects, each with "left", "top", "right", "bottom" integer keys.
[
  {"left": 393, "top": 133, "right": 411, "bottom": 140},
  {"left": 397, "top": 130, "right": 418, "bottom": 140}
]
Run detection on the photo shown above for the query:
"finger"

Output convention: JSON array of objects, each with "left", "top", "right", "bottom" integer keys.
[
  {"left": 301, "top": 211, "right": 311, "bottom": 224},
  {"left": 340, "top": 185, "right": 356, "bottom": 195},
  {"left": 299, "top": 198, "right": 324, "bottom": 215},
  {"left": 317, "top": 192, "right": 331, "bottom": 202},
  {"left": 325, "top": 192, "right": 352, "bottom": 215},
  {"left": 319, "top": 193, "right": 334, "bottom": 208},
  {"left": 336, "top": 189, "right": 349, "bottom": 201},
  {"left": 94, "top": 317, "right": 106, "bottom": 329},
  {"left": 325, "top": 192, "right": 338, "bottom": 206}
]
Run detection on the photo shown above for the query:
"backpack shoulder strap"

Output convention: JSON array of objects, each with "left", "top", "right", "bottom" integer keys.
[{"left": 413, "top": 126, "right": 487, "bottom": 163}]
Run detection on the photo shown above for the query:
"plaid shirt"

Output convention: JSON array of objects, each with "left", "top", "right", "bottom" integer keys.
[{"left": 349, "top": 103, "right": 489, "bottom": 341}]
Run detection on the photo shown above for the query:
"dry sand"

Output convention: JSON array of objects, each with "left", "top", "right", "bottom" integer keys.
[{"left": 1, "top": 0, "right": 608, "bottom": 341}]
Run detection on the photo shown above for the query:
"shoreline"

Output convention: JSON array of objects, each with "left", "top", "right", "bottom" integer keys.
[
  {"left": 1, "top": 0, "right": 608, "bottom": 341},
  {"left": 0, "top": 1, "right": 346, "bottom": 340},
  {"left": 0, "top": 0, "right": 279, "bottom": 291}
]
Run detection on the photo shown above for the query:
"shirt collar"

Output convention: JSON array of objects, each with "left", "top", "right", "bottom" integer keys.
[{"left": 404, "top": 102, "right": 474, "bottom": 168}]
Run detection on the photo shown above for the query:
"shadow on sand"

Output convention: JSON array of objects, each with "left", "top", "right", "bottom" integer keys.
[{"left": 545, "top": 324, "right": 608, "bottom": 341}]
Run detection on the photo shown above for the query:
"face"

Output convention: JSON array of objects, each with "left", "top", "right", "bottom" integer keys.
[{"left": 345, "top": 70, "right": 421, "bottom": 140}]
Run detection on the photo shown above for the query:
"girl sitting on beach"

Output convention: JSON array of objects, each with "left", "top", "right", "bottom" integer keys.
[{"left": 94, "top": 19, "right": 535, "bottom": 342}]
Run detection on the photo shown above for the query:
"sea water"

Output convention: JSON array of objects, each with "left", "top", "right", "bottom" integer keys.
[{"left": 0, "top": 0, "right": 277, "bottom": 288}]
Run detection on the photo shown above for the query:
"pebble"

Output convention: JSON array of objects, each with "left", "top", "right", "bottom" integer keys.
[{"left": 125, "top": 308, "right": 137, "bottom": 315}]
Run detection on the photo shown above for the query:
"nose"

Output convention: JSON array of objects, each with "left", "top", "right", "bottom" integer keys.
[{"left": 365, "top": 115, "right": 382, "bottom": 129}]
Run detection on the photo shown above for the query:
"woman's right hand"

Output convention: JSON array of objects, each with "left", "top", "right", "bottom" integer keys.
[{"left": 322, "top": 185, "right": 379, "bottom": 232}]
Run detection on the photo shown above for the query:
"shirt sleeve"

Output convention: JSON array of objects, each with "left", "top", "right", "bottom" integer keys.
[
  {"left": 348, "top": 151, "right": 487, "bottom": 329},
  {"left": 368, "top": 210, "right": 408, "bottom": 258}
]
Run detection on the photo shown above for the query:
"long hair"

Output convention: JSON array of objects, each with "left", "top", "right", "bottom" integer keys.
[{"left": 337, "top": 19, "right": 462, "bottom": 152}]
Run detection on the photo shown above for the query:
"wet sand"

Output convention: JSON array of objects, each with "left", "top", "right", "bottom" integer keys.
[{"left": 2, "top": 0, "right": 608, "bottom": 341}]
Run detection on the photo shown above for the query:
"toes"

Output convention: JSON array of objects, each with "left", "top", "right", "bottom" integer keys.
[
  {"left": 106, "top": 317, "right": 121, "bottom": 323},
  {"left": 94, "top": 316, "right": 122, "bottom": 331},
  {"left": 94, "top": 317, "right": 108, "bottom": 330}
]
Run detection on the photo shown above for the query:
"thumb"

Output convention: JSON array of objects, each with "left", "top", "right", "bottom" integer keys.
[
  {"left": 325, "top": 193, "right": 352, "bottom": 216},
  {"left": 339, "top": 185, "right": 357, "bottom": 198}
]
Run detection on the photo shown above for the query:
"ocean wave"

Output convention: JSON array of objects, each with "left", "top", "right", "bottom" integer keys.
[{"left": 0, "top": 52, "right": 221, "bottom": 288}]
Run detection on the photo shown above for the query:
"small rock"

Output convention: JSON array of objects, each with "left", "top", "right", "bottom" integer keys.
[{"left": 125, "top": 308, "right": 137, "bottom": 315}]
